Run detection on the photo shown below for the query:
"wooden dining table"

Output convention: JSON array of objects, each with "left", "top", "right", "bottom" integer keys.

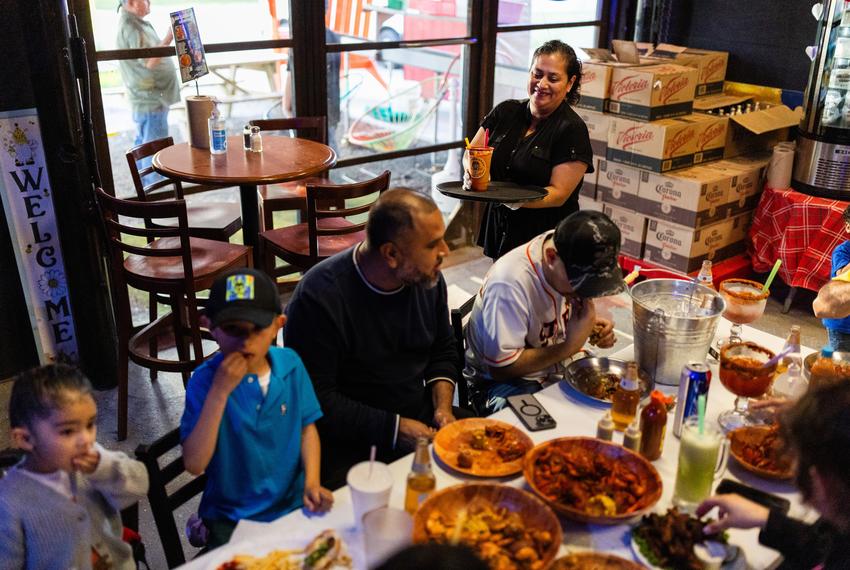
[
  {"left": 152, "top": 135, "right": 337, "bottom": 265},
  {"left": 179, "top": 316, "right": 815, "bottom": 570}
]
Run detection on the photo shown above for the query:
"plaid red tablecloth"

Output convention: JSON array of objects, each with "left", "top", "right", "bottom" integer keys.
[{"left": 748, "top": 187, "right": 850, "bottom": 291}]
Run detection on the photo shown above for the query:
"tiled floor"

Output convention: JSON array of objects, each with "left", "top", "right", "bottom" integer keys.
[{"left": 0, "top": 247, "right": 828, "bottom": 567}]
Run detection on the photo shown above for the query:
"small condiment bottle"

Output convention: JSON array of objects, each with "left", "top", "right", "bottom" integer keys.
[
  {"left": 623, "top": 419, "right": 642, "bottom": 452},
  {"left": 250, "top": 126, "right": 263, "bottom": 153},
  {"left": 404, "top": 437, "right": 435, "bottom": 514},
  {"left": 596, "top": 411, "right": 615, "bottom": 441},
  {"left": 242, "top": 124, "right": 252, "bottom": 150},
  {"left": 639, "top": 390, "right": 668, "bottom": 460},
  {"left": 611, "top": 362, "right": 641, "bottom": 431}
]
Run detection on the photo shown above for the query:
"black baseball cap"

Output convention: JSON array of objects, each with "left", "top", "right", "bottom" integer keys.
[
  {"left": 553, "top": 211, "right": 624, "bottom": 298},
  {"left": 205, "top": 268, "right": 282, "bottom": 328}
]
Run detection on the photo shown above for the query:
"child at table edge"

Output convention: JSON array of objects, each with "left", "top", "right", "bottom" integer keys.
[
  {"left": 0, "top": 363, "right": 148, "bottom": 568},
  {"left": 181, "top": 268, "right": 333, "bottom": 549},
  {"left": 823, "top": 205, "right": 850, "bottom": 351}
]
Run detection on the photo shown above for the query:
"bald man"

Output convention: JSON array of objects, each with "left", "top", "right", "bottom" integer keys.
[{"left": 284, "top": 189, "right": 468, "bottom": 488}]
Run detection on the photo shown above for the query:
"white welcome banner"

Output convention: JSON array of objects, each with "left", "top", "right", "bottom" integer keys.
[{"left": 0, "top": 108, "right": 78, "bottom": 363}]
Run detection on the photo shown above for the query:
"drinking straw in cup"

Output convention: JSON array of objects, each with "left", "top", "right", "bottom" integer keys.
[{"left": 763, "top": 259, "right": 782, "bottom": 293}]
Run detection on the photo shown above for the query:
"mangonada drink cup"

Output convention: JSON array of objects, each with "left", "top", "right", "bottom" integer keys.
[
  {"left": 347, "top": 461, "right": 393, "bottom": 528},
  {"left": 466, "top": 146, "right": 494, "bottom": 191}
]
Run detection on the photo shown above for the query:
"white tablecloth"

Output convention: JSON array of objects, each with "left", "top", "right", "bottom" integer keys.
[{"left": 180, "top": 319, "right": 815, "bottom": 569}]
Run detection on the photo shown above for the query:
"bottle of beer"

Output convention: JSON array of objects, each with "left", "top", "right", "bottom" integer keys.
[
  {"left": 404, "top": 437, "right": 436, "bottom": 514},
  {"left": 697, "top": 260, "right": 714, "bottom": 289},
  {"left": 612, "top": 362, "right": 641, "bottom": 431}
]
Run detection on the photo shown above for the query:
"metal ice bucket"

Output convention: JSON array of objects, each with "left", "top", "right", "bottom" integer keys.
[{"left": 630, "top": 279, "right": 726, "bottom": 386}]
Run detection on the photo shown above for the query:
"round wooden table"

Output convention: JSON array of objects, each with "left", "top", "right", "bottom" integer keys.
[{"left": 152, "top": 135, "right": 337, "bottom": 265}]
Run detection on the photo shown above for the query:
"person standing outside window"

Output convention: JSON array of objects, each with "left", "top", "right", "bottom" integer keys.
[{"left": 116, "top": 0, "right": 180, "bottom": 151}]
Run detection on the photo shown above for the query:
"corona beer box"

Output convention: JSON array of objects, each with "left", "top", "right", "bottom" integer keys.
[
  {"left": 607, "top": 115, "right": 702, "bottom": 172},
  {"left": 602, "top": 203, "right": 648, "bottom": 258},
  {"left": 636, "top": 164, "right": 732, "bottom": 229},
  {"left": 577, "top": 109, "right": 610, "bottom": 156},
  {"left": 581, "top": 156, "right": 603, "bottom": 199},
  {"left": 643, "top": 216, "right": 738, "bottom": 273},
  {"left": 711, "top": 153, "right": 770, "bottom": 214},
  {"left": 607, "top": 63, "right": 698, "bottom": 121},
  {"left": 596, "top": 159, "right": 642, "bottom": 209},
  {"left": 645, "top": 44, "right": 728, "bottom": 96}
]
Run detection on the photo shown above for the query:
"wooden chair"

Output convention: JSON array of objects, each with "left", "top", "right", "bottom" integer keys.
[
  {"left": 450, "top": 294, "right": 478, "bottom": 413},
  {"left": 258, "top": 170, "right": 390, "bottom": 284},
  {"left": 125, "top": 137, "right": 242, "bottom": 242},
  {"left": 135, "top": 429, "right": 207, "bottom": 569},
  {"left": 248, "top": 116, "right": 330, "bottom": 230},
  {"left": 95, "top": 188, "right": 252, "bottom": 440}
]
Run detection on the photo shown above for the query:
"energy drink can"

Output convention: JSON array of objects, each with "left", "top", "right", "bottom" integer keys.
[{"left": 673, "top": 362, "right": 711, "bottom": 437}]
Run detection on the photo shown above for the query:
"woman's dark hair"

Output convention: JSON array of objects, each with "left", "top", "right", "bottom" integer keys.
[
  {"left": 9, "top": 363, "right": 93, "bottom": 429},
  {"left": 531, "top": 40, "right": 582, "bottom": 106},
  {"left": 781, "top": 381, "right": 850, "bottom": 517}
]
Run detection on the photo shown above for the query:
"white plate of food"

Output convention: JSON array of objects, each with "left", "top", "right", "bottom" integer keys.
[{"left": 203, "top": 529, "right": 353, "bottom": 570}]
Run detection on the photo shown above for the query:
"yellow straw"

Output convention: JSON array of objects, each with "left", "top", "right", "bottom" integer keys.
[{"left": 464, "top": 137, "right": 471, "bottom": 149}]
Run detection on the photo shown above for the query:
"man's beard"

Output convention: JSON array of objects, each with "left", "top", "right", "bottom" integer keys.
[{"left": 398, "top": 264, "right": 440, "bottom": 289}]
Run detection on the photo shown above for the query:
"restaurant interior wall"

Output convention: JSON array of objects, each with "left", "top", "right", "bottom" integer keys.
[{"left": 664, "top": 0, "right": 816, "bottom": 93}]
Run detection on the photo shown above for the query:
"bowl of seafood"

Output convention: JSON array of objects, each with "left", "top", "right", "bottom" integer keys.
[
  {"left": 729, "top": 425, "right": 795, "bottom": 480},
  {"left": 523, "top": 437, "right": 662, "bottom": 525},
  {"left": 412, "top": 483, "right": 562, "bottom": 570},
  {"left": 561, "top": 357, "right": 653, "bottom": 406}
]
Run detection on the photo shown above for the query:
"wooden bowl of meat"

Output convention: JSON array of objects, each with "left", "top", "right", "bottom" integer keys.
[
  {"left": 729, "top": 425, "right": 795, "bottom": 480},
  {"left": 412, "top": 483, "right": 562, "bottom": 570},
  {"left": 433, "top": 418, "right": 533, "bottom": 477},
  {"left": 524, "top": 437, "right": 663, "bottom": 525}
]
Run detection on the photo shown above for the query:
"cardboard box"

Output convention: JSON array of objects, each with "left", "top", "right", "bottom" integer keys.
[
  {"left": 723, "top": 105, "right": 800, "bottom": 158},
  {"left": 581, "top": 156, "right": 602, "bottom": 199},
  {"left": 577, "top": 110, "right": 610, "bottom": 156},
  {"left": 646, "top": 44, "right": 729, "bottom": 97},
  {"left": 636, "top": 165, "right": 732, "bottom": 228},
  {"left": 578, "top": 194, "right": 604, "bottom": 212},
  {"left": 607, "top": 115, "right": 702, "bottom": 172},
  {"left": 607, "top": 64, "right": 698, "bottom": 121},
  {"left": 577, "top": 60, "right": 640, "bottom": 112},
  {"left": 728, "top": 210, "right": 755, "bottom": 244},
  {"left": 643, "top": 216, "right": 738, "bottom": 273},
  {"left": 596, "top": 160, "right": 642, "bottom": 209},
  {"left": 711, "top": 153, "right": 770, "bottom": 213},
  {"left": 691, "top": 113, "right": 729, "bottom": 164},
  {"left": 602, "top": 203, "right": 647, "bottom": 258}
]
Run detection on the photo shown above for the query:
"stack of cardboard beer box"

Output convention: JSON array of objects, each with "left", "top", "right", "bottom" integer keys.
[{"left": 576, "top": 43, "right": 799, "bottom": 274}]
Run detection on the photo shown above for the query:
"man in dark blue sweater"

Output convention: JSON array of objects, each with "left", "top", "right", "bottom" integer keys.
[{"left": 284, "top": 189, "right": 464, "bottom": 488}]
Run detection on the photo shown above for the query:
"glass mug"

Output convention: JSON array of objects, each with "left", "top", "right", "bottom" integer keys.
[{"left": 673, "top": 417, "right": 729, "bottom": 511}]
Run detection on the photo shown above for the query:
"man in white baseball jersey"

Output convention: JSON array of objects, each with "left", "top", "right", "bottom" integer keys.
[{"left": 465, "top": 211, "right": 623, "bottom": 415}]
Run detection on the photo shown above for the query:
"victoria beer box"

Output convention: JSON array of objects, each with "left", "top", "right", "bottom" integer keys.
[
  {"left": 576, "top": 48, "right": 645, "bottom": 113},
  {"left": 636, "top": 165, "right": 732, "bottom": 229},
  {"left": 595, "top": 159, "right": 642, "bottom": 209},
  {"left": 690, "top": 113, "right": 729, "bottom": 165},
  {"left": 577, "top": 109, "right": 610, "bottom": 156},
  {"left": 602, "top": 203, "right": 647, "bottom": 258},
  {"left": 645, "top": 44, "right": 729, "bottom": 96},
  {"left": 607, "top": 115, "right": 701, "bottom": 173},
  {"left": 643, "top": 216, "right": 737, "bottom": 273},
  {"left": 607, "top": 63, "right": 698, "bottom": 121}
]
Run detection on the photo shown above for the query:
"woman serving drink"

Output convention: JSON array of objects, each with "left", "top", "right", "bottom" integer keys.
[{"left": 465, "top": 40, "right": 594, "bottom": 259}]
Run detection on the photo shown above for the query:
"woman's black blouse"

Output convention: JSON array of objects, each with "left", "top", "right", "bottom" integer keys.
[{"left": 476, "top": 98, "right": 594, "bottom": 259}]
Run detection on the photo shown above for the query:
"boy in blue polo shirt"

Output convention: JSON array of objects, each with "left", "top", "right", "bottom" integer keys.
[
  {"left": 824, "top": 205, "right": 850, "bottom": 351},
  {"left": 180, "top": 268, "right": 333, "bottom": 549}
]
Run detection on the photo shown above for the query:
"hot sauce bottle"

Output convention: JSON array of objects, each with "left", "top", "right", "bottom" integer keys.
[
  {"left": 612, "top": 362, "right": 641, "bottom": 431},
  {"left": 639, "top": 390, "right": 668, "bottom": 461}
]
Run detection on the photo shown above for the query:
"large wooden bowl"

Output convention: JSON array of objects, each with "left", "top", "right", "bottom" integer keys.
[
  {"left": 524, "top": 437, "right": 663, "bottom": 525},
  {"left": 729, "top": 425, "right": 794, "bottom": 480},
  {"left": 433, "top": 418, "right": 533, "bottom": 477},
  {"left": 552, "top": 552, "right": 645, "bottom": 570},
  {"left": 412, "top": 483, "right": 562, "bottom": 568}
]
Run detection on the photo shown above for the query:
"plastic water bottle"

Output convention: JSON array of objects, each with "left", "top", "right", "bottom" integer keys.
[{"left": 209, "top": 106, "right": 227, "bottom": 155}]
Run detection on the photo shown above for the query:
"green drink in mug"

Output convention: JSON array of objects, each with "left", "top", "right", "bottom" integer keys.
[{"left": 673, "top": 417, "right": 728, "bottom": 511}]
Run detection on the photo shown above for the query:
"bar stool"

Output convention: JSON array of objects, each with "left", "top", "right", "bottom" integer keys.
[
  {"left": 258, "top": 171, "right": 390, "bottom": 286},
  {"left": 95, "top": 188, "right": 252, "bottom": 440}
]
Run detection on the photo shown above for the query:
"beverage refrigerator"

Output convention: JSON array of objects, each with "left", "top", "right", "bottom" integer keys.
[{"left": 794, "top": 0, "right": 850, "bottom": 198}]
